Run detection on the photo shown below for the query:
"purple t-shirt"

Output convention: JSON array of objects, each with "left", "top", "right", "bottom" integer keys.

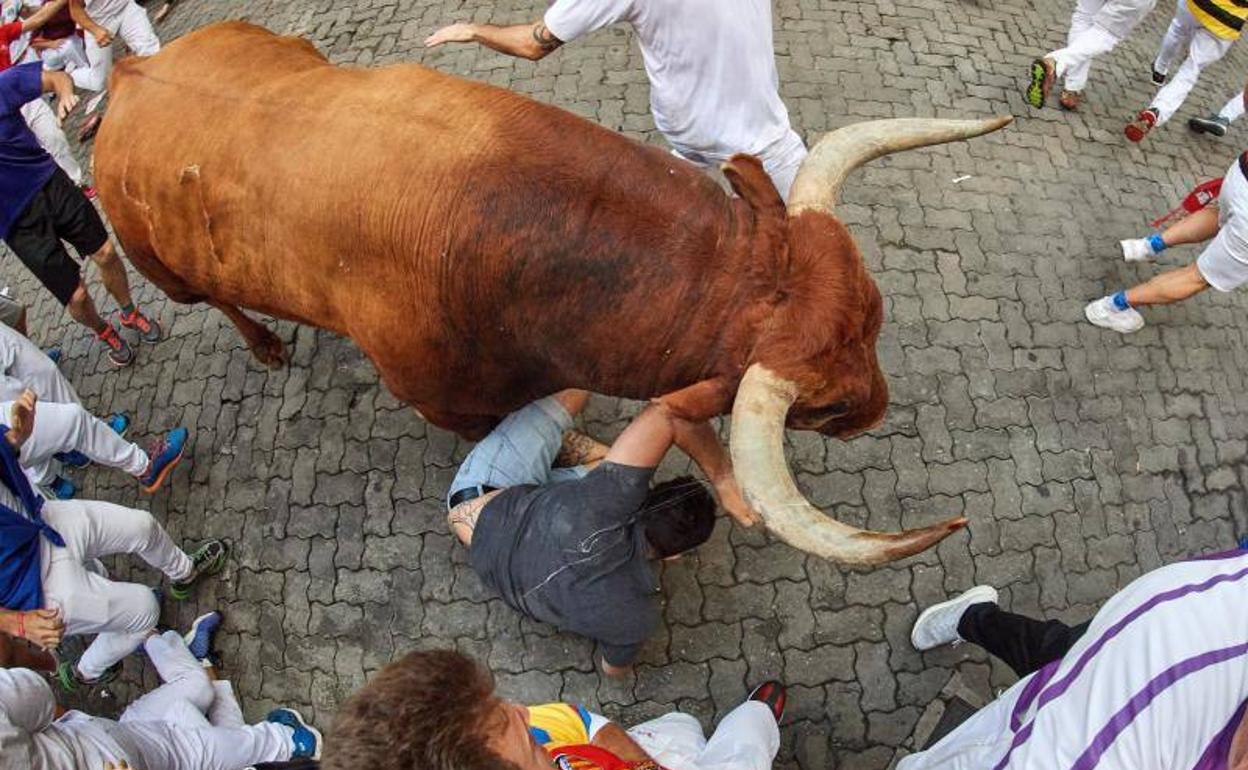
[{"left": 0, "top": 63, "right": 56, "bottom": 240}]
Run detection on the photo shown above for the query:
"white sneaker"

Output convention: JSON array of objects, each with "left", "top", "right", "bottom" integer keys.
[
  {"left": 1084, "top": 296, "right": 1145, "bottom": 333},
  {"left": 1120, "top": 238, "right": 1155, "bottom": 262},
  {"left": 911, "top": 585, "right": 999, "bottom": 651}
]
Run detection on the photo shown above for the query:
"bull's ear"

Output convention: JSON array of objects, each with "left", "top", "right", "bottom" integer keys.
[{"left": 722, "top": 154, "right": 785, "bottom": 217}]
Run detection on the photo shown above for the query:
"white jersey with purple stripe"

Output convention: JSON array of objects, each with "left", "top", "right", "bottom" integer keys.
[{"left": 900, "top": 551, "right": 1248, "bottom": 770}]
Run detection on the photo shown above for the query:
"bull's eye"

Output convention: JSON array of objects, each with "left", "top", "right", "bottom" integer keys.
[{"left": 820, "top": 400, "right": 851, "bottom": 418}]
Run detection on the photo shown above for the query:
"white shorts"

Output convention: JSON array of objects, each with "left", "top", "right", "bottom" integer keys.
[{"left": 1196, "top": 156, "right": 1248, "bottom": 292}]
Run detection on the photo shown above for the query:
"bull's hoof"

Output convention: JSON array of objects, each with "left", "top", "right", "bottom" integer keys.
[{"left": 250, "top": 331, "right": 289, "bottom": 369}]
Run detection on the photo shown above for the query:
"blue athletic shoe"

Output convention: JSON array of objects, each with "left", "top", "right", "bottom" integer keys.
[
  {"left": 183, "top": 611, "right": 221, "bottom": 661},
  {"left": 54, "top": 450, "right": 91, "bottom": 468},
  {"left": 106, "top": 413, "right": 130, "bottom": 437},
  {"left": 45, "top": 347, "right": 62, "bottom": 364},
  {"left": 138, "top": 427, "right": 188, "bottom": 493},
  {"left": 48, "top": 476, "right": 76, "bottom": 500},
  {"left": 266, "top": 708, "right": 322, "bottom": 759}
]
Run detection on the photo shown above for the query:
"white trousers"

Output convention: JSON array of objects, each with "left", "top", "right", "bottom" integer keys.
[
  {"left": 670, "top": 128, "right": 808, "bottom": 203},
  {"left": 1218, "top": 90, "right": 1246, "bottom": 121},
  {"left": 627, "top": 702, "right": 779, "bottom": 770},
  {"left": 20, "top": 98, "right": 82, "bottom": 185},
  {"left": 72, "top": 0, "right": 160, "bottom": 92},
  {"left": 1151, "top": 0, "right": 1235, "bottom": 123},
  {"left": 116, "top": 632, "right": 293, "bottom": 770},
  {"left": 39, "top": 501, "right": 192, "bottom": 679},
  {"left": 0, "top": 323, "right": 78, "bottom": 405},
  {"left": 0, "top": 400, "right": 147, "bottom": 485},
  {"left": 1050, "top": 0, "right": 1154, "bottom": 90}
]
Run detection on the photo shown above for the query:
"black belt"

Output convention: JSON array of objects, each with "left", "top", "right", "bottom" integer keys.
[{"left": 448, "top": 484, "right": 497, "bottom": 511}]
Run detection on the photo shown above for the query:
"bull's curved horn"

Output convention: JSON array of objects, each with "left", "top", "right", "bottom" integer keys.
[
  {"left": 729, "top": 363, "right": 967, "bottom": 566},
  {"left": 787, "top": 116, "right": 1013, "bottom": 215}
]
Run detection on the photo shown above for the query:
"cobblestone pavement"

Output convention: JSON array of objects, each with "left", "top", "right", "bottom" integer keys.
[{"left": 9, "top": 0, "right": 1248, "bottom": 766}]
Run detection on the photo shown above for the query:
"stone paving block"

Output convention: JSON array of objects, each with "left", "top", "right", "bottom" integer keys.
[{"left": 32, "top": 0, "right": 1248, "bottom": 765}]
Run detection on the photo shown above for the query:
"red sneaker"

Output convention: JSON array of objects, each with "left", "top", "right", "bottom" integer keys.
[
  {"left": 1125, "top": 109, "right": 1158, "bottom": 143},
  {"left": 115, "top": 308, "right": 162, "bottom": 344},
  {"left": 96, "top": 324, "right": 134, "bottom": 367},
  {"left": 747, "top": 680, "right": 787, "bottom": 723}
]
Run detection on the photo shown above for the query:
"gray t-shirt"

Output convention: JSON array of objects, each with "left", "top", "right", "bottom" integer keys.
[{"left": 470, "top": 462, "right": 660, "bottom": 666}]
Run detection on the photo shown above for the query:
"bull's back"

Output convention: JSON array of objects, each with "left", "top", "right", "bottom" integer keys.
[
  {"left": 96, "top": 22, "right": 737, "bottom": 412},
  {"left": 98, "top": 23, "right": 511, "bottom": 329}
]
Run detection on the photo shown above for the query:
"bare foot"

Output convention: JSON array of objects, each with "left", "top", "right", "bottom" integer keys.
[{"left": 713, "top": 475, "right": 762, "bottom": 527}]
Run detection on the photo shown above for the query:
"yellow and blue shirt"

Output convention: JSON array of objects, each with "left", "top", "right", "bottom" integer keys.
[{"left": 528, "top": 703, "right": 598, "bottom": 770}]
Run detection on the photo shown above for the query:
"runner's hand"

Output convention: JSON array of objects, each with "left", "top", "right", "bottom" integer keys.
[
  {"left": 92, "top": 26, "right": 113, "bottom": 47},
  {"left": 5, "top": 389, "right": 36, "bottom": 451},
  {"left": 54, "top": 90, "right": 78, "bottom": 122},
  {"left": 425, "top": 23, "right": 475, "bottom": 47},
  {"left": 21, "top": 608, "right": 63, "bottom": 649}
]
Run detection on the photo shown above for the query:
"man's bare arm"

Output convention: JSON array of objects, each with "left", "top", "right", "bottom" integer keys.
[
  {"left": 19, "top": 0, "right": 67, "bottom": 34},
  {"left": 68, "top": 0, "right": 111, "bottom": 46},
  {"left": 591, "top": 722, "right": 654, "bottom": 763},
  {"left": 424, "top": 20, "right": 562, "bottom": 61},
  {"left": 604, "top": 403, "right": 761, "bottom": 527}
]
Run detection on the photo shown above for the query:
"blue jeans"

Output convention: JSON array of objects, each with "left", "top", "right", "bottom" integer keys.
[{"left": 447, "top": 396, "right": 590, "bottom": 508}]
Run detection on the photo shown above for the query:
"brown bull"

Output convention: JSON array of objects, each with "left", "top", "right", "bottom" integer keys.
[{"left": 94, "top": 22, "right": 1010, "bottom": 566}]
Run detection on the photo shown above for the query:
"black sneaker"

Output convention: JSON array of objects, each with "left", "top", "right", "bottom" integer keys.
[
  {"left": 1151, "top": 68, "right": 1166, "bottom": 86},
  {"left": 169, "top": 539, "right": 229, "bottom": 600},
  {"left": 96, "top": 324, "right": 134, "bottom": 367},
  {"left": 747, "top": 680, "right": 787, "bottom": 723},
  {"left": 1189, "top": 114, "right": 1230, "bottom": 137}
]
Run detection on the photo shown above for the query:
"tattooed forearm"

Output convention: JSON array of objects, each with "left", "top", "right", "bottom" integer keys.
[{"left": 532, "top": 22, "right": 563, "bottom": 52}]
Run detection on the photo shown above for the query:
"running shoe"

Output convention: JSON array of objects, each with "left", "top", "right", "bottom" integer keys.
[
  {"left": 1025, "top": 57, "right": 1055, "bottom": 108},
  {"left": 184, "top": 611, "right": 222, "bottom": 661},
  {"left": 55, "top": 659, "right": 121, "bottom": 693},
  {"left": 747, "top": 680, "right": 787, "bottom": 723},
  {"left": 1189, "top": 114, "right": 1230, "bottom": 137},
  {"left": 137, "top": 427, "right": 188, "bottom": 493},
  {"left": 1125, "top": 108, "right": 1158, "bottom": 143},
  {"left": 911, "top": 585, "right": 1000, "bottom": 650},
  {"left": 54, "top": 450, "right": 91, "bottom": 468},
  {"left": 115, "top": 307, "right": 162, "bottom": 344},
  {"left": 1085, "top": 296, "right": 1145, "bottom": 334},
  {"left": 169, "top": 539, "right": 228, "bottom": 600},
  {"left": 267, "top": 708, "right": 323, "bottom": 759},
  {"left": 96, "top": 324, "right": 134, "bottom": 367},
  {"left": 107, "top": 413, "right": 130, "bottom": 437},
  {"left": 48, "top": 476, "right": 76, "bottom": 500}
]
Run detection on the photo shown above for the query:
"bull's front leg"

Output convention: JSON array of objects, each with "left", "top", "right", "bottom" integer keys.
[{"left": 656, "top": 378, "right": 762, "bottom": 528}]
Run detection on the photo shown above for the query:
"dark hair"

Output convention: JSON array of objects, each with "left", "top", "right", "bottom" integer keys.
[
  {"left": 637, "top": 476, "right": 717, "bottom": 558},
  {"left": 321, "top": 650, "right": 519, "bottom": 770}
]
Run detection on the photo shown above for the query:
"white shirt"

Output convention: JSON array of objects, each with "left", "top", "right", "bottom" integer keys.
[
  {"left": 0, "top": 668, "right": 139, "bottom": 770},
  {"left": 900, "top": 551, "right": 1248, "bottom": 769},
  {"left": 543, "top": 0, "right": 795, "bottom": 160}
]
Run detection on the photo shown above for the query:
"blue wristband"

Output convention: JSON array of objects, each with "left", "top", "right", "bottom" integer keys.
[{"left": 1148, "top": 233, "right": 1167, "bottom": 253}]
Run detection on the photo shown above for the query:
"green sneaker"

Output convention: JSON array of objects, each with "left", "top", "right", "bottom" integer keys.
[
  {"left": 169, "top": 539, "right": 229, "bottom": 600},
  {"left": 55, "top": 659, "right": 120, "bottom": 693}
]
